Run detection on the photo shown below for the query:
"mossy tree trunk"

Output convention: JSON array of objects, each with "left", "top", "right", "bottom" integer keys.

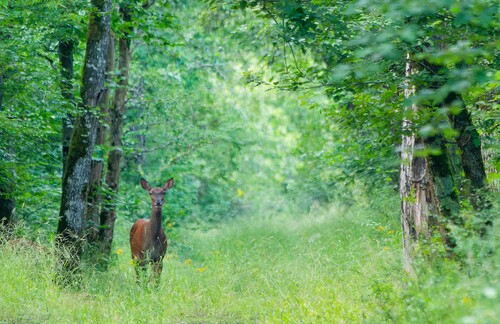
[
  {"left": 424, "top": 134, "right": 461, "bottom": 247},
  {"left": 99, "top": 4, "right": 132, "bottom": 260},
  {"left": 86, "top": 34, "right": 115, "bottom": 245},
  {"left": 446, "top": 92, "right": 491, "bottom": 235},
  {"left": 425, "top": 59, "right": 490, "bottom": 235},
  {"left": 56, "top": 0, "right": 112, "bottom": 284},
  {"left": 453, "top": 105, "right": 488, "bottom": 192},
  {"left": 400, "top": 54, "right": 458, "bottom": 277},
  {"left": 400, "top": 54, "right": 485, "bottom": 276}
]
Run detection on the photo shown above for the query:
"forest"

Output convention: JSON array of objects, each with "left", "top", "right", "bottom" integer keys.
[{"left": 0, "top": 0, "right": 498, "bottom": 322}]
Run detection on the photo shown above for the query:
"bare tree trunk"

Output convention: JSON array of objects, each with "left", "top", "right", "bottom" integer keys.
[
  {"left": 56, "top": 0, "right": 112, "bottom": 285},
  {"left": 400, "top": 54, "right": 421, "bottom": 277},
  {"left": 86, "top": 34, "right": 115, "bottom": 245},
  {"left": 99, "top": 5, "right": 132, "bottom": 259}
]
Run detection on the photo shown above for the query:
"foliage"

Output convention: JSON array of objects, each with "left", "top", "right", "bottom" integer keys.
[
  {"left": 0, "top": 0, "right": 88, "bottom": 232},
  {"left": 1, "top": 189, "right": 498, "bottom": 322},
  {"left": 116, "top": 1, "right": 309, "bottom": 225},
  {"left": 0, "top": 0, "right": 498, "bottom": 320},
  {"left": 225, "top": 0, "right": 499, "bottom": 195}
]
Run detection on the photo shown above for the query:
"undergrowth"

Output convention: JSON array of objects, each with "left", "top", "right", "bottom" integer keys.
[{"left": 0, "top": 198, "right": 498, "bottom": 323}]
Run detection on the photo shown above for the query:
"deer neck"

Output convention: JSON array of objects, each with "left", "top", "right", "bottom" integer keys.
[{"left": 148, "top": 207, "right": 163, "bottom": 236}]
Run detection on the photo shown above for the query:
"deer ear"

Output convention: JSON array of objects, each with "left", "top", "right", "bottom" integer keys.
[
  {"left": 164, "top": 178, "right": 174, "bottom": 190},
  {"left": 140, "top": 178, "right": 151, "bottom": 191}
]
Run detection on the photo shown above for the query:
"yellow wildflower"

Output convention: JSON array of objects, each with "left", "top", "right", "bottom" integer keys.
[
  {"left": 116, "top": 248, "right": 124, "bottom": 255},
  {"left": 196, "top": 266, "right": 208, "bottom": 273},
  {"left": 185, "top": 259, "right": 192, "bottom": 265}
]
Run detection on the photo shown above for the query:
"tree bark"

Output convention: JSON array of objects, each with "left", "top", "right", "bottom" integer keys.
[
  {"left": 57, "top": 40, "right": 76, "bottom": 174},
  {"left": 0, "top": 74, "right": 15, "bottom": 231},
  {"left": 454, "top": 106, "right": 487, "bottom": 192},
  {"left": 448, "top": 95, "right": 488, "bottom": 187},
  {"left": 400, "top": 54, "right": 446, "bottom": 276},
  {"left": 0, "top": 172, "right": 15, "bottom": 230},
  {"left": 400, "top": 54, "right": 425, "bottom": 277},
  {"left": 422, "top": 57, "right": 489, "bottom": 210},
  {"left": 424, "top": 134, "right": 461, "bottom": 249},
  {"left": 445, "top": 92, "right": 490, "bottom": 235},
  {"left": 56, "top": 0, "right": 112, "bottom": 284},
  {"left": 425, "top": 57, "right": 490, "bottom": 234},
  {"left": 99, "top": 5, "right": 132, "bottom": 259},
  {"left": 400, "top": 55, "right": 465, "bottom": 276},
  {"left": 85, "top": 34, "right": 115, "bottom": 245}
]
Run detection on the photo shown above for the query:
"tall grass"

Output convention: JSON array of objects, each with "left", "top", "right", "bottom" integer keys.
[{"left": 1, "top": 198, "right": 498, "bottom": 322}]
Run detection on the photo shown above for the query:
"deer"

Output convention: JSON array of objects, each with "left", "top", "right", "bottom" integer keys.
[{"left": 130, "top": 177, "right": 173, "bottom": 285}]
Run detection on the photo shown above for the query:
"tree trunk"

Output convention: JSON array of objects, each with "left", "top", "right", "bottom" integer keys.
[
  {"left": 424, "top": 134, "right": 461, "bottom": 248},
  {"left": 99, "top": 5, "right": 132, "bottom": 259},
  {"left": 400, "top": 54, "right": 445, "bottom": 276},
  {"left": 0, "top": 74, "right": 15, "bottom": 231},
  {"left": 57, "top": 40, "right": 76, "bottom": 174},
  {"left": 400, "top": 55, "right": 465, "bottom": 276},
  {"left": 56, "top": 0, "right": 112, "bottom": 285},
  {"left": 400, "top": 135, "right": 434, "bottom": 277},
  {"left": 0, "top": 172, "right": 15, "bottom": 230},
  {"left": 448, "top": 95, "right": 488, "bottom": 185},
  {"left": 400, "top": 54, "right": 425, "bottom": 277},
  {"left": 446, "top": 92, "right": 490, "bottom": 235},
  {"left": 454, "top": 106, "right": 487, "bottom": 192},
  {"left": 422, "top": 56, "right": 489, "bottom": 210},
  {"left": 0, "top": 189, "right": 15, "bottom": 229},
  {"left": 85, "top": 34, "right": 115, "bottom": 245}
]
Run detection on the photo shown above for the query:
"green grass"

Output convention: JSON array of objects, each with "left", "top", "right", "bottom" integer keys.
[{"left": 1, "top": 202, "right": 498, "bottom": 323}]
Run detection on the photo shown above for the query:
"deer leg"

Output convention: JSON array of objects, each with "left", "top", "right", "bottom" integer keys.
[
  {"left": 133, "top": 259, "right": 148, "bottom": 284},
  {"left": 151, "top": 261, "right": 163, "bottom": 286},
  {"left": 134, "top": 265, "right": 141, "bottom": 284}
]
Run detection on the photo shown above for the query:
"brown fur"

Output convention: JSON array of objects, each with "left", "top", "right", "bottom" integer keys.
[{"left": 130, "top": 177, "right": 173, "bottom": 285}]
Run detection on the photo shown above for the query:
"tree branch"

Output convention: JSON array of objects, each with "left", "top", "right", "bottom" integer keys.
[
  {"left": 141, "top": 128, "right": 190, "bottom": 154},
  {"left": 38, "top": 53, "right": 57, "bottom": 70}
]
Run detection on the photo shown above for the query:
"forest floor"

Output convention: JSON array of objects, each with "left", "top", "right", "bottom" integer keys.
[{"left": 1, "top": 201, "right": 498, "bottom": 323}]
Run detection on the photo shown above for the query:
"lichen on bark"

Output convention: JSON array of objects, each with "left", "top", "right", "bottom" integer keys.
[{"left": 56, "top": 0, "right": 112, "bottom": 284}]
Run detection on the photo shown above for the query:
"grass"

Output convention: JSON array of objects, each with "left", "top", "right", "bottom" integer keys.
[{"left": 1, "top": 200, "right": 498, "bottom": 323}]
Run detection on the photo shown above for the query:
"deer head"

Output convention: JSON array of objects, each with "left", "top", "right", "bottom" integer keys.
[{"left": 140, "top": 178, "right": 174, "bottom": 209}]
